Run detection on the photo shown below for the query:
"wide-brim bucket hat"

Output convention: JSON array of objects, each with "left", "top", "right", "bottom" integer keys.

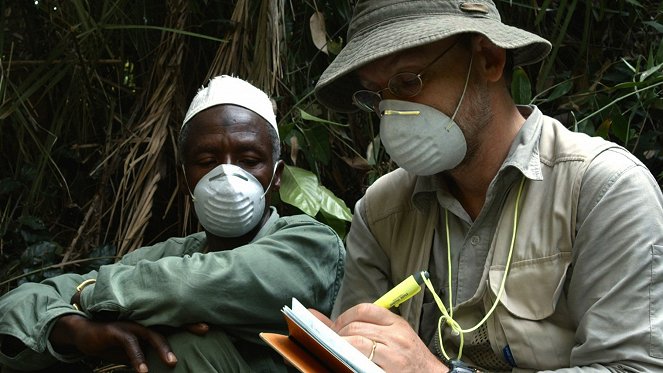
[{"left": 314, "top": 0, "right": 552, "bottom": 113}]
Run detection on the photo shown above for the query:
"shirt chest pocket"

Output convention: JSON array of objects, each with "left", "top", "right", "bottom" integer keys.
[{"left": 486, "top": 252, "right": 575, "bottom": 370}]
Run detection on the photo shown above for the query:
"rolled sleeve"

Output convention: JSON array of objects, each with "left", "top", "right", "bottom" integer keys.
[{"left": 0, "top": 273, "right": 95, "bottom": 369}]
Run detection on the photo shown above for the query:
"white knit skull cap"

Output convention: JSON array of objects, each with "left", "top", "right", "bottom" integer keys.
[{"left": 182, "top": 75, "right": 278, "bottom": 138}]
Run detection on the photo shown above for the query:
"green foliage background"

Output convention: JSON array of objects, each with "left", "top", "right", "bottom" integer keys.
[{"left": 1, "top": 0, "right": 662, "bottom": 293}]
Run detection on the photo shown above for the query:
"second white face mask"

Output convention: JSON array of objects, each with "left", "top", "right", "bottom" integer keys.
[
  {"left": 193, "top": 164, "right": 267, "bottom": 238},
  {"left": 379, "top": 99, "right": 467, "bottom": 176}
]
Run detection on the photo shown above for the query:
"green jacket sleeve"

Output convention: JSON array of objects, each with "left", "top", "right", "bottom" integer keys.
[
  {"left": 81, "top": 215, "right": 345, "bottom": 343},
  {"left": 0, "top": 272, "right": 95, "bottom": 370},
  {"left": 0, "top": 234, "right": 198, "bottom": 371}
]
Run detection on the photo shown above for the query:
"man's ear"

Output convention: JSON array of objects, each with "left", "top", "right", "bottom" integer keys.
[
  {"left": 272, "top": 160, "right": 285, "bottom": 192},
  {"left": 473, "top": 35, "right": 506, "bottom": 83}
]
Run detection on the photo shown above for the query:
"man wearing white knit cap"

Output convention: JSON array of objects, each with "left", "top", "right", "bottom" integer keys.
[{"left": 0, "top": 75, "right": 345, "bottom": 373}]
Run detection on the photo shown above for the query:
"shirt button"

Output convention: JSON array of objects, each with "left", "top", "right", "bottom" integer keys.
[{"left": 470, "top": 236, "right": 480, "bottom": 245}]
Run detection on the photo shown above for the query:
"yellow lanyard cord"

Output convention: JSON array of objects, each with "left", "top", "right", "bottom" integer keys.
[{"left": 423, "top": 175, "right": 526, "bottom": 361}]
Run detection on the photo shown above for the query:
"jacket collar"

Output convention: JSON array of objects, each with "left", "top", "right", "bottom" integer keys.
[{"left": 411, "top": 105, "right": 544, "bottom": 212}]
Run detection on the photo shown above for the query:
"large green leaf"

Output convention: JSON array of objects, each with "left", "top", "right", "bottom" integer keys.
[
  {"left": 318, "top": 210, "right": 348, "bottom": 238},
  {"left": 279, "top": 165, "right": 321, "bottom": 217},
  {"left": 279, "top": 165, "right": 352, "bottom": 223},
  {"left": 302, "top": 123, "right": 332, "bottom": 165},
  {"left": 319, "top": 185, "right": 352, "bottom": 222}
]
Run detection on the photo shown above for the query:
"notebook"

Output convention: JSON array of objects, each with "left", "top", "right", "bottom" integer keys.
[{"left": 260, "top": 298, "right": 384, "bottom": 373}]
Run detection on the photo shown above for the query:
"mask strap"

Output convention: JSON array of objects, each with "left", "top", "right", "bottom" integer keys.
[
  {"left": 259, "top": 162, "right": 279, "bottom": 200},
  {"left": 447, "top": 52, "right": 474, "bottom": 130},
  {"left": 181, "top": 164, "right": 196, "bottom": 202},
  {"left": 185, "top": 163, "right": 278, "bottom": 201}
]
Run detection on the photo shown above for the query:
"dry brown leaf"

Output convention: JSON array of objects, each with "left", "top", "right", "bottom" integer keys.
[
  {"left": 309, "top": 11, "right": 328, "bottom": 55},
  {"left": 341, "top": 155, "right": 370, "bottom": 170},
  {"left": 290, "top": 135, "right": 299, "bottom": 165}
]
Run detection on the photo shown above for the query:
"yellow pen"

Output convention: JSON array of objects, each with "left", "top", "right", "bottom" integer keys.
[{"left": 374, "top": 271, "right": 430, "bottom": 309}]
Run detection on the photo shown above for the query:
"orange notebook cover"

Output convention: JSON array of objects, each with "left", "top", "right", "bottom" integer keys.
[
  {"left": 260, "top": 313, "right": 352, "bottom": 372},
  {"left": 260, "top": 298, "right": 383, "bottom": 373}
]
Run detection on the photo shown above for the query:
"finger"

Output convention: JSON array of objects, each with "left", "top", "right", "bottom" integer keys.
[
  {"left": 133, "top": 326, "right": 177, "bottom": 368},
  {"left": 338, "top": 334, "right": 382, "bottom": 367},
  {"left": 333, "top": 303, "right": 395, "bottom": 331},
  {"left": 115, "top": 331, "right": 149, "bottom": 373},
  {"left": 184, "top": 322, "right": 209, "bottom": 335},
  {"left": 343, "top": 334, "right": 377, "bottom": 355},
  {"left": 308, "top": 308, "right": 334, "bottom": 328}
]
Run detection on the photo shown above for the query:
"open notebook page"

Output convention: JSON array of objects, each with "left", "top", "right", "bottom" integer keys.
[{"left": 282, "top": 298, "right": 385, "bottom": 373}]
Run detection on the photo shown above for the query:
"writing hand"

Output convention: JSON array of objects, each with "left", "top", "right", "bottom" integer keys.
[{"left": 326, "top": 303, "right": 449, "bottom": 373}]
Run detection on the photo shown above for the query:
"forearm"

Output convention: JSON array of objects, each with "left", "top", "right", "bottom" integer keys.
[
  {"left": 0, "top": 276, "right": 91, "bottom": 369},
  {"left": 81, "top": 219, "right": 344, "bottom": 334}
]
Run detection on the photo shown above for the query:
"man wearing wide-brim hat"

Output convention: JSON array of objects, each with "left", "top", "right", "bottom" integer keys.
[{"left": 312, "top": 0, "right": 663, "bottom": 371}]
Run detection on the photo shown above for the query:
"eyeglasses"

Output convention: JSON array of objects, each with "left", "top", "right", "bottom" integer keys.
[{"left": 352, "top": 38, "right": 460, "bottom": 117}]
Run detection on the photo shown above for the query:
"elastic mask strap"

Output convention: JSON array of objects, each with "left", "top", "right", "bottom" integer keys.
[
  {"left": 447, "top": 52, "right": 474, "bottom": 131},
  {"left": 181, "top": 164, "right": 196, "bottom": 202},
  {"left": 183, "top": 163, "right": 277, "bottom": 202},
  {"left": 259, "top": 163, "right": 279, "bottom": 200}
]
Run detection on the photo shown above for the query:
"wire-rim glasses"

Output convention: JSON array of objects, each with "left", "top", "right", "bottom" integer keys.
[{"left": 352, "top": 38, "right": 460, "bottom": 116}]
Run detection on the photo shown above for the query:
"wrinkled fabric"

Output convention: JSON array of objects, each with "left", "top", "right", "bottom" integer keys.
[
  {"left": 334, "top": 106, "right": 663, "bottom": 372},
  {"left": 0, "top": 209, "right": 345, "bottom": 372}
]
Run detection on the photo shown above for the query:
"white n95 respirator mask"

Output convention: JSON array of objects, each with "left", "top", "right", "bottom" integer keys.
[
  {"left": 378, "top": 99, "right": 467, "bottom": 176},
  {"left": 193, "top": 164, "right": 271, "bottom": 238}
]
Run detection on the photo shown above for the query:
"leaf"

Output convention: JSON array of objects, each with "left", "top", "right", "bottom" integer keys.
[
  {"left": 623, "top": 0, "right": 643, "bottom": 8},
  {"left": 279, "top": 165, "right": 352, "bottom": 223},
  {"left": 318, "top": 210, "right": 347, "bottom": 238},
  {"left": 21, "top": 241, "right": 59, "bottom": 266},
  {"left": 340, "top": 155, "right": 370, "bottom": 170},
  {"left": 613, "top": 81, "right": 641, "bottom": 89},
  {"left": 299, "top": 109, "right": 347, "bottom": 127},
  {"left": 289, "top": 135, "right": 300, "bottom": 165},
  {"left": 546, "top": 80, "right": 573, "bottom": 101},
  {"left": 510, "top": 67, "right": 532, "bottom": 105},
  {"left": 327, "top": 37, "right": 344, "bottom": 56},
  {"left": 366, "top": 135, "right": 380, "bottom": 166},
  {"left": 279, "top": 165, "right": 321, "bottom": 217},
  {"left": 302, "top": 124, "right": 332, "bottom": 165},
  {"left": 318, "top": 185, "right": 353, "bottom": 222},
  {"left": 609, "top": 112, "right": 629, "bottom": 144},
  {"left": 309, "top": 11, "right": 328, "bottom": 55},
  {"left": 596, "top": 118, "right": 611, "bottom": 139},
  {"left": 18, "top": 215, "right": 46, "bottom": 231},
  {"left": 644, "top": 21, "right": 663, "bottom": 34},
  {"left": 640, "top": 62, "right": 663, "bottom": 82}
]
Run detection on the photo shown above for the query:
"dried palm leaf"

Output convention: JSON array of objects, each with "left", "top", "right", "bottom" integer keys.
[{"left": 108, "top": 0, "right": 189, "bottom": 256}]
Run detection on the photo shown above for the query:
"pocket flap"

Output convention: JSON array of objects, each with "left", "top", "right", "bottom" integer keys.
[{"left": 489, "top": 252, "right": 571, "bottom": 320}]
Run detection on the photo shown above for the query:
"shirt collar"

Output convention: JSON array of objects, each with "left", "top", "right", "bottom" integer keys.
[
  {"left": 251, "top": 206, "right": 280, "bottom": 242},
  {"left": 499, "top": 105, "right": 544, "bottom": 181},
  {"left": 411, "top": 105, "right": 544, "bottom": 211}
]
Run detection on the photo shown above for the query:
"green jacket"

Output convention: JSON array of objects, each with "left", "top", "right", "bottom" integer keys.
[{"left": 0, "top": 209, "right": 345, "bottom": 371}]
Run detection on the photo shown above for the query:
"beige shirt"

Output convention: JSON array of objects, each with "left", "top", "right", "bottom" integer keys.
[{"left": 334, "top": 106, "right": 663, "bottom": 372}]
